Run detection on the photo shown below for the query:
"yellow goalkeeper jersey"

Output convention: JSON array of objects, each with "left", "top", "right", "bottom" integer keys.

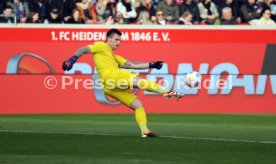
[{"left": 88, "top": 41, "right": 127, "bottom": 79}]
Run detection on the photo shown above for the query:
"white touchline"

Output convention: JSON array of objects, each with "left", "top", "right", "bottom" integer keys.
[
  {"left": 0, "top": 129, "right": 276, "bottom": 144},
  {"left": 160, "top": 135, "right": 276, "bottom": 144}
]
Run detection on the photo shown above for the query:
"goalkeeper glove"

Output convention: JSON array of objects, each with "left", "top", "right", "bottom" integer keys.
[
  {"left": 149, "top": 61, "right": 163, "bottom": 70},
  {"left": 62, "top": 56, "right": 78, "bottom": 71}
]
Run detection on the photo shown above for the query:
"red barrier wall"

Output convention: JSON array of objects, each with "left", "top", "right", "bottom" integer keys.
[{"left": 0, "top": 26, "right": 275, "bottom": 114}]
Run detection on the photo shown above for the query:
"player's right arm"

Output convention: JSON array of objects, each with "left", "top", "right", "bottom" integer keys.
[
  {"left": 73, "top": 46, "right": 91, "bottom": 58},
  {"left": 62, "top": 42, "right": 105, "bottom": 71},
  {"left": 62, "top": 46, "right": 91, "bottom": 71}
]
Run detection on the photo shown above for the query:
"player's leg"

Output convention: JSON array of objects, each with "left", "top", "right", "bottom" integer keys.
[
  {"left": 107, "top": 69, "right": 183, "bottom": 99},
  {"left": 131, "top": 76, "right": 168, "bottom": 94},
  {"left": 130, "top": 98, "right": 157, "bottom": 138},
  {"left": 130, "top": 99, "right": 149, "bottom": 133},
  {"left": 102, "top": 88, "right": 156, "bottom": 137},
  {"left": 132, "top": 76, "right": 184, "bottom": 99},
  {"left": 107, "top": 69, "right": 168, "bottom": 94}
]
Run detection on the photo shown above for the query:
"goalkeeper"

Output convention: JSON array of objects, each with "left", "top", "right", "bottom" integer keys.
[{"left": 62, "top": 29, "right": 183, "bottom": 138}]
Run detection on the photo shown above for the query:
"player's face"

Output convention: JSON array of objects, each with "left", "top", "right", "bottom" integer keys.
[{"left": 108, "top": 34, "right": 121, "bottom": 50}]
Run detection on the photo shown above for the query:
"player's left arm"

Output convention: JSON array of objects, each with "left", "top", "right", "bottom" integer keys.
[
  {"left": 122, "top": 61, "right": 149, "bottom": 69},
  {"left": 115, "top": 54, "right": 163, "bottom": 70},
  {"left": 122, "top": 60, "right": 163, "bottom": 70}
]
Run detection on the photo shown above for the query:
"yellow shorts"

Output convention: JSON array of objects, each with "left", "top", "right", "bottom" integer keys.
[
  {"left": 101, "top": 69, "right": 139, "bottom": 107},
  {"left": 102, "top": 87, "right": 137, "bottom": 107}
]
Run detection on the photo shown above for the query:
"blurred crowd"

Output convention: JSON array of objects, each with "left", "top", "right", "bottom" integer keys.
[{"left": 0, "top": 0, "right": 275, "bottom": 25}]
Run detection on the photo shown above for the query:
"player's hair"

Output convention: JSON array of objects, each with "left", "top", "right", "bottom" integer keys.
[{"left": 106, "top": 29, "right": 122, "bottom": 40}]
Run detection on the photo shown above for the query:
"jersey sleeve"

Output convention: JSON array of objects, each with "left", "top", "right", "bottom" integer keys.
[
  {"left": 114, "top": 54, "right": 127, "bottom": 67},
  {"left": 87, "top": 42, "right": 105, "bottom": 54}
]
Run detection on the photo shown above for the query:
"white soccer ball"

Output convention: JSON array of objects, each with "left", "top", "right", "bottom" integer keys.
[{"left": 185, "top": 71, "right": 202, "bottom": 88}]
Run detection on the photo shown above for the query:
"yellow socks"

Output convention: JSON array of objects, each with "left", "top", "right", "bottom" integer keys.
[
  {"left": 135, "top": 107, "right": 149, "bottom": 134},
  {"left": 137, "top": 79, "right": 169, "bottom": 94}
]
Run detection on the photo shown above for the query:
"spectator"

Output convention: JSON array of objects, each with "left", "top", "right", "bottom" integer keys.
[
  {"left": 218, "top": 0, "right": 241, "bottom": 23},
  {"left": 65, "top": 9, "right": 85, "bottom": 24},
  {"left": 105, "top": 15, "right": 114, "bottom": 24},
  {"left": 114, "top": 11, "right": 127, "bottom": 24},
  {"left": 134, "top": 0, "right": 142, "bottom": 8},
  {"left": 151, "top": 9, "right": 167, "bottom": 25},
  {"left": 240, "top": 0, "right": 262, "bottom": 22},
  {"left": 262, "top": 0, "right": 276, "bottom": 21},
  {"left": 7, "top": 0, "right": 30, "bottom": 23},
  {"left": 137, "top": 10, "right": 152, "bottom": 24},
  {"left": 62, "top": 0, "right": 78, "bottom": 20},
  {"left": 117, "top": 0, "right": 137, "bottom": 23},
  {"left": 26, "top": 11, "right": 42, "bottom": 23},
  {"left": 0, "top": 5, "right": 15, "bottom": 23},
  {"left": 233, "top": 0, "right": 246, "bottom": 22},
  {"left": 151, "top": 0, "right": 160, "bottom": 10},
  {"left": 44, "top": 8, "right": 63, "bottom": 24},
  {"left": 157, "top": 0, "right": 180, "bottom": 23},
  {"left": 41, "top": 0, "right": 64, "bottom": 21},
  {"left": 96, "top": 0, "right": 116, "bottom": 23},
  {"left": 271, "top": 0, "right": 276, "bottom": 21},
  {"left": 213, "top": 0, "right": 224, "bottom": 6},
  {"left": 220, "top": 7, "right": 236, "bottom": 24},
  {"left": 76, "top": 0, "right": 97, "bottom": 23},
  {"left": 0, "top": 0, "right": 9, "bottom": 13},
  {"left": 218, "top": 0, "right": 233, "bottom": 16},
  {"left": 176, "top": 0, "right": 184, "bottom": 6},
  {"left": 137, "top": 0, "right": 156, "bottom": 20},
  {"left": 256, "top": 0, "right": 265, "bottom": 9},
  {"left": 28, "top": 0, "right": 43, "bottom": 13},
  {"left": 263, "top": 0, "right": 273, "bottom": 10},
  {"left": 179, "top": 0, "right": 200, "bottom": 23},
  {"left": 105, "top": 11, "right": 127, "bottom": 24},
  {"left": 249, "top": 8, "right": 276, "bottom": 24},
  {"left": 178, "top": 11, "right": 193, "bottom": 25},
  {"left": 271, "top": 0, "right": 276, "bottom": 14},
  {"left": 198, "top": 0, "right": 219, "bottom": 24}
]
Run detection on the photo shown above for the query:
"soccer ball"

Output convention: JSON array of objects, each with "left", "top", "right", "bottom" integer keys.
[{"left": 185, "top": 71, "right": 202, "bottom": 88}]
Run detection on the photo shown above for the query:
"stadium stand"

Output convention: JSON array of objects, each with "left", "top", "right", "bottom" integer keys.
[{"left": 0, "top": 0, "right": 275, "bottom": 25}]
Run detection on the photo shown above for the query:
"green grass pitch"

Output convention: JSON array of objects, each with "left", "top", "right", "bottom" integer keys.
[{"left": 0, "top": 114, "right": 276, "bottom": 164}]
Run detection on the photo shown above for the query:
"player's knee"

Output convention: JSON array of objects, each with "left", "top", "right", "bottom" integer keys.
[
  {"left": 130, "top": 98, "right": 143, "bottom": 110},
  {"left": 131, "top": 76, "right": 142, "bottom": 87}
]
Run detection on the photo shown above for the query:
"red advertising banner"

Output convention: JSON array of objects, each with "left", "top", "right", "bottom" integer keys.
[{"left": 0, "top": 25, "right": 275, "bottom": 114}]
